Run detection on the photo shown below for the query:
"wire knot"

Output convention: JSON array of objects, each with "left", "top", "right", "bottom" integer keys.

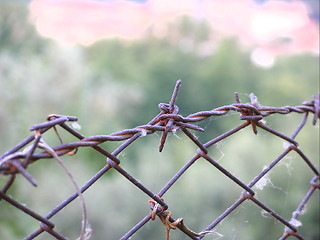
[
  {"left": 158, "top": 103, "right": 179, "bottom": 114},
  {"left": 157, "top": 81, "right": 182, "bottom": 152},
  {"left": 310, "top": 176, "right": 320, "bottom": 189},
  {"left": 235, "top": 92, "right": 263, "bottom": 135}
]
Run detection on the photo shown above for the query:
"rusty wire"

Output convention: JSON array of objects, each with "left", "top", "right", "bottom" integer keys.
[{"left": 0, "top": 80, "right": 319, "bottom": 240}]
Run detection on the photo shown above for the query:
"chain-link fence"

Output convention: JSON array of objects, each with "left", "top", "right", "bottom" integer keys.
[{"left": 1, "top": 80, "right": 319, "bottom": 240}]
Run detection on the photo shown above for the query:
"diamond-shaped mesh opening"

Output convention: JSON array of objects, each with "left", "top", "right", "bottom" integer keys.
[{"left": 1, "top": 81, "right": 319, "bottom": 240}]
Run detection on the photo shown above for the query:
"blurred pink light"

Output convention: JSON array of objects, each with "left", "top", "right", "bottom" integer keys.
[
  {"left": 29, "top": 0, "right": 319, "bottom": 65},
  {"left": 29, "top": 0, "right": 153, "bottom": 45}
]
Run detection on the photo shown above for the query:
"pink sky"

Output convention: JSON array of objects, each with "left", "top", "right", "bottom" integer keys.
[{"left": 29, "top": 0, "right": 319, "bottom": 67}]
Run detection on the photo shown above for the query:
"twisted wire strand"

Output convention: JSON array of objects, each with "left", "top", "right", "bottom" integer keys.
[{"left": 0, "top": 82, "right": 319, "bottom": 240}]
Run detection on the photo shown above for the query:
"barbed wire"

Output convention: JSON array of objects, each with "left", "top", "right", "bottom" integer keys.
[{"left": 0, "top": 80, "right": 319, "bottom": 240}]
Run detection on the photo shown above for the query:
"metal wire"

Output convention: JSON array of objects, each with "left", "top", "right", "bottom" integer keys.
[{"left": 0, "top": 80, "right": 319, "bottom": 240}]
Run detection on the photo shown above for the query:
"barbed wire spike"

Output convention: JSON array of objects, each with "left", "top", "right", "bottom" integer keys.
[{"left": 159, "top": 79, "right": 182, "bottom": 152}]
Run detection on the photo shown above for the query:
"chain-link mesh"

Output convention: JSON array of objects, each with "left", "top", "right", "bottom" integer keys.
[{"left": 1, "top": 80, "right": 319, "bottom": 240}]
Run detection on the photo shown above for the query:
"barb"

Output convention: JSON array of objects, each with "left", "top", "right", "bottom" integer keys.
[
  {"left": 0, "top": 80, "right": 319, "bottom": 240},
  {"left": 148, "top": 197, "right": 222, "bottom": 240},
  {"left": 159, "top": 79, "right": 182, "bottom": 152}
]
